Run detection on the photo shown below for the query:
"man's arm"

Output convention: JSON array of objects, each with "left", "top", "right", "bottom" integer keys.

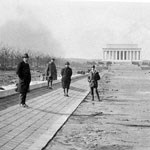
[
  {"left": 16, "top": 62, "right": 23, "bottom": 79},
  {"left": 46, "top": 64, "right": 49, "bottom": 76},
  {"left": 70, "top": 68, "right": 72, "bottom": 77},
  {"left": 28, "top": 65, "right": 31, "bottom": 83},
  {"left": 61, "top": 68, "right": 64, "bottom": 76}
]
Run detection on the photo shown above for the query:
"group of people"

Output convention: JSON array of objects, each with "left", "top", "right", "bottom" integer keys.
[
  {"left": 46, "top": 58, "right": 72, "bottom": 97},
  {"left": 16, "top": 53, "right": 101, "bottom": 108}
]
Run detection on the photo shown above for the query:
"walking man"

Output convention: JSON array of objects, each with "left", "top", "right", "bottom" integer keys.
[
  {"left": 88, "top": 65, "right": 101, "bottom": 101},
  {"left": 46, "top": 58, "right": 57, "bottom": 89},
  {"left": 16, "top": 53, "right": 31, "bottom": 107},
  {"left": 61, "top": 62, "right": 72, "bottom": 96}
]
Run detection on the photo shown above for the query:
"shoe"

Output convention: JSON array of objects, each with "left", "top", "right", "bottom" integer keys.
[
  {"left": 20, "top": 104, "right": 26, "bottom": 108},
  {"left": 23, "top": 104, "right": 29, "bottom": 108},
  {"left": 48, "top": 87, "right": 53, "bottom": 89},
  {"left": 92, "top": 95, "right": 94, "bottom": 101},
  {"left": 64, "top": 94, "right": 69, "bottom": 97},
  {"left": 20, "top": 104, "right": 28, "bottom": 108},
  {"left": 20, "top": 104, "right": 24, "bottom": 107}
]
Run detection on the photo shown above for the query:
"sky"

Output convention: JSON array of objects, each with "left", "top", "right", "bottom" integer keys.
[{"left": 0, "top": 0, "right": 150, "bottom": 59}]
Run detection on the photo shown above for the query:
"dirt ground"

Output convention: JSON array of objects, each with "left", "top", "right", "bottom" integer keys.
[{"left": 44, "top": 65, "right": 150, "bottom": 150}]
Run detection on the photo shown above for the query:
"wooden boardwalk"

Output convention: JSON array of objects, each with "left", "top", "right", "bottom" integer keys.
[{"left": 0, "top": 78, "right": 89, "bottom": 150}]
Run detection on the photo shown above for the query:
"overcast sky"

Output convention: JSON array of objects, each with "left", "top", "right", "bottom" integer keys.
[{"left": 0, "top": 0, "right": 150, "bottom": 59}]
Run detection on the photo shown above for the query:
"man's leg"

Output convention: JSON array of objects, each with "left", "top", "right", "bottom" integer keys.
[
  {"left": 66, "top": 88, "right": 69, "bottom": 96},
  {"left": 50, "top": 80, "right": 53, "bottom": 89},
  {"left": 91, "top": 87, "right": 94, "bottom": 101},
  {"left": 19, "top": 92, "right": 28, "bottom": 107},
  {"left": 63, "top": 88, "right": 66, "bottom": 96},
  {"left": 66, "top": 82, "right": 71, "bottom": 97},
  {"left": 95, "top": 88, "right": 101, "bottom": 101},
  {"left": 49, "top": 77, "right": 53, "bottom": 89},
  {"left": 47, "top": 80, "right": 50, "bottom": 88}
]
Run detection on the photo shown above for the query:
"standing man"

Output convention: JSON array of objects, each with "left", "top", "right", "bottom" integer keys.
[
  {"left": 88, "top": 65, "right": 101, "bottom": 101},
  {"left": 16, "top": 53, "right": 31, "bottom": 107},
  {"left": 46, "top": 58, "right": 57, "bottom": 89},
  {"left": 61, "top": 62, "right": 72, "bottom": 97}
]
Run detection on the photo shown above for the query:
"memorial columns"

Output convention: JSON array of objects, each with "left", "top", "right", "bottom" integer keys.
[
  {"left": 127, "top": 51, "right": 129, "bottom": 60},
  {"left": 137, "top": 51, "right": 139, "bottom": 60},
  {"left": 109, "top": 51, "right": 111, "bottom": 60},
  {"left": 135, "top": 51, "right": 137, "bottom": 60},
  {"left": 122, "top": 51, "right": 124, "bottom": 60},
  {"left": 104, "top": 51, "right": 106, "bottom": 60},
  {"left": 103, "top": 48, "right": 141, "bottom": 61},
  {"left": 128, "top": 51, "right": 130, "bottom": 60},
  {"left": 113, "top": 51, "right": 115, "bottom": 60},
  {"left": 138, "top": 51, "right": 140, "bottom": 60},
  {"left": 110, "top": 51, "right": 112, "bottom": 60},
  {"left": 131, "top": 51, "right": 133, "bottom": 60},
  {"left": 132, "top": 51, "right": 134, "bottom": 60},
  {"left": 106, "top": 51, "right": 109, "bottom": 60},
  {"left": 116, "top": 51, "right": 118, "bottom": 60}
]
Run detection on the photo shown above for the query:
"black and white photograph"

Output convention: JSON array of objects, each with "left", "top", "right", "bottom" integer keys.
[{"left": 0, "top": 0, "right": 150, "bottom": 149}]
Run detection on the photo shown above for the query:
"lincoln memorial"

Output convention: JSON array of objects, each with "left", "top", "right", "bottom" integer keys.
[{"left": 103, "top": 44, "right": 141, "bottom": 62}]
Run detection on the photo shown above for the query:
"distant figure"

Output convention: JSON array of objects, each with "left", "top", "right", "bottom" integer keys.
[
  {"left": 16, "top": 53, "right": 31, "bottom": 107},
  {"left": 88, "top": 65, "right": 101, "bottom": 101},
  {"left": 61, "top": 62, "right": 72, "bottom": 96},
  {"left": 46, "top": 58, "right": 57, "bottom": 89}
]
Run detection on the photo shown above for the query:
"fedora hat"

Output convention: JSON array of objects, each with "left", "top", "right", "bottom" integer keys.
[
  {"left": 65, "top": 61, "right": 70, "bottom": 65},
  {"left": 22, "top": 53, "right": 29, "bottom": 58},
  {"left": 92, "top": 65, "right": 95, "bottom": 68}
]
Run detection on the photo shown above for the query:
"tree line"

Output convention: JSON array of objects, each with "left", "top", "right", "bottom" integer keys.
[{"left": 0, "top": 44, "right": 90, "bottom": 73}]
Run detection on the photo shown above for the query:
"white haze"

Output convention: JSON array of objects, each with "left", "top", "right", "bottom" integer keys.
[{"left": 0, "top": 0, "right": 150, "bottom": 59}]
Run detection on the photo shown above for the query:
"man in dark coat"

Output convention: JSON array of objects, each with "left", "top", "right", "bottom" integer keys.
[
  {"left": 61, "top": 62, "right": 72, "bottom": 96},
  {"left": 46, "top": 58, "right": 57, "bottom": 89},
  {"left": 88, "top": 65, "right": 101, "bottom": 101},
  {"left": 16, "top": 53, "right": 31, "bottom": 107}
]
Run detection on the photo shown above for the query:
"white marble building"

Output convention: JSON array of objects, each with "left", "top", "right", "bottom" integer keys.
[{"left": 103, "top": 44, "right": 141, "bottom": 62}]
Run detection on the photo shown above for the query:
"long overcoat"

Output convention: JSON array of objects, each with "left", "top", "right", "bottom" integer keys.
[
  {"left": 61, "top": 67, "right": 72, "bottom": 89},
  {"left": 88, "top": 70, "right": 100, "bottom": 88},
  {"left": 46, "top": 62, "right": 57, "bottom": 80},
  {"left": 16, "top": 61, "right": 31, "bottom": 93}
]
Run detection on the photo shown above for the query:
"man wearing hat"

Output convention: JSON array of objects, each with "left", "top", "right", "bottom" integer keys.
[
  {"left": 61, "top": 62, "right": 72, "bottom": 96},
  {"left": 46, "top": 58, "right": 57, "bottom": 89},
  {"left": 16, "top": 53, "right": 31, "bottom": 107},
  {"left": 88, "top": 65, "right": 101, "bottom": 101}
]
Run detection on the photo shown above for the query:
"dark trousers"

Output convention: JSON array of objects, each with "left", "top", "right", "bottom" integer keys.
[
  {"left": 47, "top": 76, "right": 53, "bottom": 87},
  {"left": 63, "top": 88, "right": 69, "bottom": 94},
  {"left": 90, "top": 87, "right": 100, "bottom": 100},
  {"left": 19, "top": 93, "right": 27, "bottom": 104}
]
